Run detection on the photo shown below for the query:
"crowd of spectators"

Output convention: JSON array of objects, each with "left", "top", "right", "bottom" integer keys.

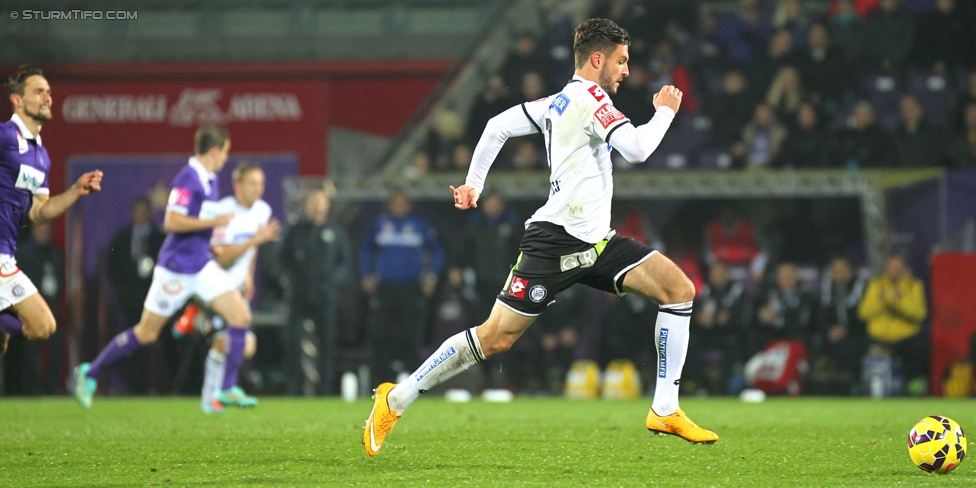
[{"left": 405, "top": 0, "right": 976, "bottom": 177}]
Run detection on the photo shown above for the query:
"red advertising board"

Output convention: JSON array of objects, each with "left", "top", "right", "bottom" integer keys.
[{"left": 930, "top": 253, "right": 976, "bottom": 395}]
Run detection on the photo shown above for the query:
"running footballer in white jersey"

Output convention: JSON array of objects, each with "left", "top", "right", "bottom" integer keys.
[
  {"left": 363, "top": 18, "right": 718, "bottom": 457},
  {"left": 180, "top": 162, "right": 280, "bottom": 414}
]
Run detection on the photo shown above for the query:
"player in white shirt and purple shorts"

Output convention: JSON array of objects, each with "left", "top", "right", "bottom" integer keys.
[
  {"left": 75, "top": 126, "right": 257, "bottom": 410},
  {"left": 190, "top": 162, "right": 279, "bottom": 413}
]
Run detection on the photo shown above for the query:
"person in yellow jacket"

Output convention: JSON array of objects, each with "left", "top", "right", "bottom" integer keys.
[{"left": 858, "top": 255, "right": 928, "bottom": 392}]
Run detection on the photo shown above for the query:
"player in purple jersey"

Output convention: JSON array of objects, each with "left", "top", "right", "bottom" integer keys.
[
  {"left": 74, "top": 125, "right": 257, "bottom": 410},
  {"left": 0, "top": 65, "right": 103, "bottom": 355}
]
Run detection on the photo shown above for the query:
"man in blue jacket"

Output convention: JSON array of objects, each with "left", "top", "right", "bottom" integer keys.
[{"left": 360, "top": 189, "right": 444, "bottom": 384}]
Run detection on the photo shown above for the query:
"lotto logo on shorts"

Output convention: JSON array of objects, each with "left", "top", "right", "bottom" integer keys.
[
  {"left": 508, "top": 276, "right": 527, "bottom": 299},
  {"left": 594, "top": 103, "right": 625, "bottom": 129}
]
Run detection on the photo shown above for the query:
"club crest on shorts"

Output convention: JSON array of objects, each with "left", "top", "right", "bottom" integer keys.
[
  {"left": 12, "top": 284, "right": 24, "bottom": 297},
  {"left": 162, "top": 279, "right": 183, "bottom": 295},
  {"left": 529, "top": 284, "right": 547, "bottom": 303}
]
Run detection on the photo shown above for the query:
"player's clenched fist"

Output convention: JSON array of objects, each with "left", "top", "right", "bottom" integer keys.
[
  {"left": 450, "top": 185, "right": 480, "bottom": 210},
  {"left": 652, "top": 85, "right": 683, "bottom": 113},
  {"left": 74, "top": 170, "right": 103, "bottom": 195}
]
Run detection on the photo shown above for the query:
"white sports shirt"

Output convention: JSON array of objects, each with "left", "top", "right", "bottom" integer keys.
[
  {"left": 210, "top": 196, "right": 272, "bottom": 288},
  {"left": 465, "top": 75, "right": 675, "bottom": 244}
]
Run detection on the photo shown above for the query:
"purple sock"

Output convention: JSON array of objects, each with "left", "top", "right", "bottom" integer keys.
[
  {"left": 221, "top": 327, "right": 247, "bottom": 390},
  {"left": 0, "top": 313, "right": 23, "bottom": 337},
  {"left": 87, "top": 329, "right": 142, "bottom": 379}
]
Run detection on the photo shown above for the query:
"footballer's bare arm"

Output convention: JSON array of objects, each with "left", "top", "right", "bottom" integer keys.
[{"left": 29, "top": 170, "right": 103, "bottom": 224}]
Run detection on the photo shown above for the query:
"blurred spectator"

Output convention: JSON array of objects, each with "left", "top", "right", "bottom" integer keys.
[
  {"left": 716, "top": 0, "right": 772, "bottom": 64},
  {"left": 733, "top": 102, "right": 788, "bottom": 169},
  {"left": 402, "top": 150, "right": 430, "bottom": 181},
  {"left": 105, "top": 197, "right": 165, "bottom": 394},
  {"left": 891, "top": 94, "right": 945, "bottom": 167},
  {"left": 360, "top": 190, "right": 444, "bottom": 384},
  {"left": 451, "top": 144, "right": 473, "bottom": 172},
  {"left": 754, "top": 262, "right": 815, "bottom": 350},
  {"left": 858, "top": 0, "right": 915, "bottom": 72},
  {"left": 464, "top": 74, "right": 516, "bottom": 146},
  {"left": 688, "top": 262, "right": 752, "bottom": 395},
  {"left": 953, "top": 70, "right": 976, "bottom": 131},
  {"left": 518, "top": 71, "right": 548, "bottom": 102},
  {"left": 500, "top": 32, "right": 551, "bottom": 92},
  {"left": 279, "top": 188, "right": 350, "bottom": 395},
  {"left": 599, "top": 294, "right": 655, "bottom": 370},
  {"left": 815, "top": 256, "right": 867, "bottom": 384},
  {"left": 749, "top": 28, "right": 800, "bottom": 92},
  {"left": 512, "top": 140, "right": 543, "bottom": 171},
  {"left": 426, "top": 265, "right": 477, "bottom": 370},
  {"left": 827, "top": 0, "right": 865, "bottom": 67},
  {"left": 612, "top": 64, "right": 654, "bottom": 124},
  {"left": 427, "top": 109, "right": 464, "bottom": 171},
  {"left": 773, "top": 0, "right": 812, "bottom": 52},
  {"left": 766, "top": 66, "right": 806, "bottom": 122},
  {"left": 798, "top": 23, "right": 847, "bottom": 111},
  {"left": 946, "top": 102, "right": 976, "bottom": 168},
  {"left": 533, "top": 284, "right": 592, "bottom": 393},
  {"left": 704, "top": 205, "right": 767, "bottom": 280},
  {"left": 460, "top": 191, "right": 522, "bottom": 319},
  {"left": 107, "top": 197, "right": 165, "bottom": 329},
  {"left": 911, "top": 0, "right": 971, "bottom": 73},
  {"left": 857, "top": 254, "right": 928, "bottom": 391},
  {"left": 4, "top": 223, "right": 63, "bottom": 395},
  {"left": 836, "top": 101, "right": 893, "bottom": 168},
  {"left": 778, "top": 103, "right": 833, "bottom": 168},
  {"left": 711, "top": 69, "right": 756, "bottom": 149}
]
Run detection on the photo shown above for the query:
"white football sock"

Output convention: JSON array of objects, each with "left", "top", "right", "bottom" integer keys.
[
  {"left": 387, "top": 327, "right": 485, "bottom": 412},
  {"left": 202, "top": 348, "right": 225, "bottom": 409},
  {"left": 651, "top": 301, "right": 692, "bottom": 416}
]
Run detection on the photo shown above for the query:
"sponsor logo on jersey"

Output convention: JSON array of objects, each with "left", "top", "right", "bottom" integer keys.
[
  {"left": 415, "top": 345, "right": 457, "bottom": 381},
  {"left": 658, "top": 328, "right": 669, "bottom": 378},
  {"left": 594, "top": 103, "right": 625, "bottom": 129},
  {"left": 15, "top": 165, "right": 45, "bottom": 193},
  {"left": 587, "top": 85, "right": 606, "bottom": 101},
  {"left": 168, "top": 187, "right": 192, "bottom": 207},
  {"left": 529, "top": 285, "right": 547, "bottom": 303},
  {"left": 509, "top": 276, "right": 527, "bottom": 299},
  {"left": 550, "top": 94, "right": 570, "bottom": 116}
]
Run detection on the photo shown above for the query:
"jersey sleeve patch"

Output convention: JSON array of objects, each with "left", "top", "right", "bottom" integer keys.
[
  {"left": 587, "top": 85, "right": 606, "bottom": 102},
  {"left": 168, "top": 187, "right": 192, "bottom": 207},
  {"left": 549, "top": 94, "right": 570, "bottom": 116},
  {"left": 594, "top": 103, "right": 626, "bottom": 129}
]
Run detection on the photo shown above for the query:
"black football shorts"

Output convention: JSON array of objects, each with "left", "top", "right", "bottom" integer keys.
[{"left": 496, "top": 221, "right": 656, "bottom": 316}]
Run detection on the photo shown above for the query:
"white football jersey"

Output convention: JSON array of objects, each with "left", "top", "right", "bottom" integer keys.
[
  {"left": 521, "top": 76, "right": 631, "bottom": 243},
  {"left": 210, "top": 196, "right": 272, "bottom": 288},
  {"left": 466, "top": 75, "right": 675, "bottom": 244}
]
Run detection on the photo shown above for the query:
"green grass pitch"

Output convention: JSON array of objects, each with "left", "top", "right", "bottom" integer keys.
[{"left": 1, "top": 396, "right": 974, "bottom": 487}]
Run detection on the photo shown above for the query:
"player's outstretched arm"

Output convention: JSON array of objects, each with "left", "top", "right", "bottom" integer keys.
[
  {"left": 211, "top": 219, "right": 281, "bottom": 267},
  {"left": 450, "top": 185, "right": 480, "bottom": 210},
  {"left": 609, "top": 85, "right": 682, "bottom": 163},
  {"left": 29, "top": 170, "right": 103, "bottom": 224},
  {"left": 164, "top": 210, "right": 233, "bottom": 234}
]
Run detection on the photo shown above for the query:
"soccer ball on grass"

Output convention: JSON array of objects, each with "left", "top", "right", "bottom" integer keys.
[{"left": 907, "top": 416, "right": 967, "bottom": 474}]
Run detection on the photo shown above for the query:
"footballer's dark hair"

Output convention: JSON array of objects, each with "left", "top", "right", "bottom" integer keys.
[
  {"left": 232, "top": 161, "right": 263, "bottom": 182},
  {"left": 7, "top": 64, "right": 45, "bottom": 98},
  {"left": 573, "top": 18, "right": 631, "bottom": 69},
  {"left": 194, "top": 125, "right": 231, "bottom": 155}
]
